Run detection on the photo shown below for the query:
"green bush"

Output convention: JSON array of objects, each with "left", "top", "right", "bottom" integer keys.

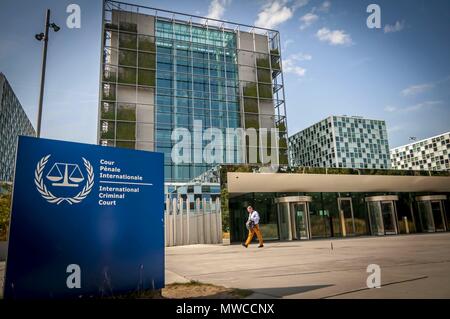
[
  {"left": 119, "top": 50, "right": 137, "bottom": 67},
  {"left": 138, "top": 52, "right": 156, "bottom": 69},
  {"left": 0, "top": 183, "right": 12, "bottom": 241},
  {"left": 118, "top": 67, "right": 136, "bottom": 84},
  {"left": 119, "top": 22, "right": 137, "bottom": 33},
  {"left": 243, "top": 82, "right": 257, "bottom": 97},
  {"left": 278, "top": 137, "right": 287, "bottom": 148},
  {"left": 102, "top": 84, "right": 116, "bottom": 100},
  {"left": 117, "top": 104, "right": 136, "bottom": 121},
  {"left": 276, "top": 121, "right": 286, "bottom": 132},
  {"left": 102, "top": 68, "right": 117, "bottom": 82},
  {"left": 279, "top": 151, "right": 289, "bottom": 165},
  {"left": 116, "top": 122, "right": 136, "bottom": 140},
  {"left": 270, "top": 48, "right": 280, "bottom": 56},
  {"left": 257, "top": 68, "right": 271, "bottom": 83},
  {"left": 139, "top": 36, "right": 156, "bottom": 52},
  {"left": 245, "top": 114, "right": 260, "bottom": 129},
  {"left": 258, "top": 83, "right": 273, "bottom": 99},
  {"left": 119, "top": 33, "right": 137, "bottom": 50},
  {"left": 256, "top": 57, "right": 270, "bottom": 68},
  {"left": 138, "top": 69, "right": 155, "bottom": 86},
  {"left": 101, "top": 102, "right": 115, "bottom": 120},
  {"left": 244, "top": 97, "right": 258, "bottom": 113},
  {"left": 100, "top": 121, "right": 115, "bottom": 139},
  {"left": 271, "top": 60, "right": 280, "bottom": 71}
]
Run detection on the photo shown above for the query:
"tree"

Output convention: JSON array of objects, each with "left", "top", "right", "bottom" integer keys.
[{"left": 0, "top": 184, "right": 12, "bottom": 241}]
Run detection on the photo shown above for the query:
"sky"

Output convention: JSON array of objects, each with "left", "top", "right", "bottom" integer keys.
[{"left": 0, "top": 0, "right": 449, "bottom": 148}]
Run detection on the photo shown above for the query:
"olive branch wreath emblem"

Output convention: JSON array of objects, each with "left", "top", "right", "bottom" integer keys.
[{"left": 34, "top": 155, "right": 94, "bottom": 205}]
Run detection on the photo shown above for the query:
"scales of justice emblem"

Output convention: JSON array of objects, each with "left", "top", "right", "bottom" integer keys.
[
  {"left": 34, "top": 155, "right": 94, "bottom": 204},
  {"left": 46, "top": 163, "right": 85, "bottom": 187}
]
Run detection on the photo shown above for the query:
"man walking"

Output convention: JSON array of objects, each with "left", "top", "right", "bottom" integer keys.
[{"left": 242, "top": 205, "right": 264, "bottom": 248}]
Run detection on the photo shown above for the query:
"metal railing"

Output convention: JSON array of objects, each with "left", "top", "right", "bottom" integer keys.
[{"left": 165, "top": 197, "right": 222, "bottom": 246}]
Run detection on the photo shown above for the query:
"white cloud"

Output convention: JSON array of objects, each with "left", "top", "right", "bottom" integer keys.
[
  {"left": 401, "top": 83, "right": 434, "bottom": 96},
  {"left": 282, "top": 53, "right": 311, "bottom": 77},
  {"left": 299, "top": 13, "right": 318, "bottom": 30},
  {"left": 283, "top": 60, "right": 306, "bottom": 76},
  {"left": 316, "top": 27, "right": 353, "bottom": 46},
  {"left": 255, "top": 1, "right": 293, "bottom": 29},
  {"left": 318, "top": 0, "right": 331, "bottom": 13},
  {"left": 292, "top": 0, "right": 309, "bottom": 10},
  {"left": 290, "top": 52, "right": 312, "bottom": 61},
  {"left": 384, "top": 105, "right": 397, "bottom": 113},
  {"left": 384, "top": 20, "right": 405, "bottom": 33},
  {"left": 385, "top": 100, "right": 443, "bottom": 113},
  {"left": 254, "top": 0, "right": 309, "bottom": 30},
  {"left": 404, "top": 100, "right": 442, "bottom": 112},
  {"left": 207, "top": 0, "right": 231, "bottom": 20}
]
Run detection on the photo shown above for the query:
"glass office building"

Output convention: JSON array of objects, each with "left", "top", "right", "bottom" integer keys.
[
  {"left": 220, "top": 165, "right": 450, "bottom": 243},
  {"left": 390, "top": 132, "right": 450, "bottom": 171},
  {"left": 289, "top": 115, "right": 391, "bottom": 169},
  {"left": 0, "top": 73, "right": 35, "bottom": 182},
  {"left": 98, "top": 1, "right": 288, "bottom": 183}
]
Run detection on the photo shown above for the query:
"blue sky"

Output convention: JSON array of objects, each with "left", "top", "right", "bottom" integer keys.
[{"left": 0, "top": 0, "right": 449, "bottom": 147}]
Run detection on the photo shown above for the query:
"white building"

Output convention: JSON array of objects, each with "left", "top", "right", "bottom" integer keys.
[
  {"left": 289, "top": 115, "right": 391, "bottom": 169},
  {"left": 390, "top": 132, "right": 450, "bottom": 171}
]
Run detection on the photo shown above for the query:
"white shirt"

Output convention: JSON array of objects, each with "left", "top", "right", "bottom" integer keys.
[{"left": 248, "top": 210, "right": 260, "bottom": 225}]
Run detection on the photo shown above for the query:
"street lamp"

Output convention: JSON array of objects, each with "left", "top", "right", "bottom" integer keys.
[{"left": 34, "top": 9, "right": 60, "bottom": 137}]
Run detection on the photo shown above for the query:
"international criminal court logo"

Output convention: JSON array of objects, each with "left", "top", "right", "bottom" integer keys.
[{"left": 34, "top": 155, "right": 94, "bottom": 205}]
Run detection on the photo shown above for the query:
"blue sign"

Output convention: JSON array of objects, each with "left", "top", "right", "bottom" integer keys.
[{"left": 4, "top": 136, "right": 164, "bottom": 299}]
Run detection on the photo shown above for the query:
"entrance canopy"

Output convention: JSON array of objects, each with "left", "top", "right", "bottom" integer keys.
[{"left": 227, "top": 172, "right": 450, "bottom": 196}]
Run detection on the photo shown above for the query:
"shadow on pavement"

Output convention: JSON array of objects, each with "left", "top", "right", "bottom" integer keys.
[{"left": 251, "top": 284, "right": 333, "bottom": 298}]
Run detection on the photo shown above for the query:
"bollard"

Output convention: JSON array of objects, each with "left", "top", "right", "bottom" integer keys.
[
  {"left": 403, "top": 216, "right": 409, "bottom": 234},
  {"left": 340, "top": 210, "right": 346, "bottom": 237}
]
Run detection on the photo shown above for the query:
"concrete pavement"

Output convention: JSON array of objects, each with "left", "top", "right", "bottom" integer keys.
[
  {"left": 1, "top": 233, "right": 449, "bottom": 298},
  {"left": 165, "top": 233, "right": 450, "bottom": 298}
]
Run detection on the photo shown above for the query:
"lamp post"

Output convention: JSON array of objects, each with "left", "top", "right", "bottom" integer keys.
[{"left": 35, "top": 9, "right": 60, "bottom": 137}]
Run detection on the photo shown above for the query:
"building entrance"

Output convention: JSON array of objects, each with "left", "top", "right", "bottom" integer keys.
[
  {"left": 416, "top": 195, "right": 447, "bottom": 232},
  {"left": 365, "top": 195, "right": 399, "bottom": 235},
  {"left": 275, "top": 196, "right": 312, "bottom": 240}
]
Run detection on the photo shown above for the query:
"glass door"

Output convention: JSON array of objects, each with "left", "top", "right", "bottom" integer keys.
[
  {"left": 415, "top": 196, "right": 448, "bottom": 233},
  {"left": 275, "top": 196, "right": 313, "bottom": 241},
  {"left": 366, "top": 196, "right": 399, "bottom": 236},
  {"left": 338, "top": 198, "right": 355, "bottom": 236},
  {"left": 290, "top": 202, "right": 310, "bottom": 240},
  {"left": 417, "top": 201, "right": 435, "bottom": 232},
  {"left": 367, "top": 201, "right": 384, "bottom": 235},
  {"left": 431, "top": 201, "right": 446, "bottom": 232},
  {"left": 381, "top": 201, "right": 398, "bottom": 235},
  {"left": 277, "top": 202, "right": 291, "bottom": 240}
]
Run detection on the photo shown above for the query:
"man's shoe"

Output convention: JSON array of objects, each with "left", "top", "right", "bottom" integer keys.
[
  {"left": 258, "top": 244, "right": 264, "bottom": 248},
  {"left": 242, "top": 243, "right": 248, "bottom": 248}
]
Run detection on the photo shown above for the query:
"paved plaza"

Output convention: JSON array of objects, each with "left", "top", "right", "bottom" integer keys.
[{"left": 166, "top": 233, "right": 450, "bottom": 298}]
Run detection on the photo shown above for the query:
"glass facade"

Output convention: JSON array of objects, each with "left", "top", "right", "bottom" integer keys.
[
  {"left": 99, "top": 1, "right": 288, "bottom": 183},
  {"left": 289, "top": 115, "right": 391, "bottom": 169},
  {"left": 0, "top": 73, "right": 35, "bottom": 182},
  {"left": 228, "top": 191, "right": 450, "bottom": 243},
  {"left": 390, "top": 132, "right": 450, "bottom": 171},
  {"left": 154, "top": 19, "right": 241, "bottom": 181}
]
